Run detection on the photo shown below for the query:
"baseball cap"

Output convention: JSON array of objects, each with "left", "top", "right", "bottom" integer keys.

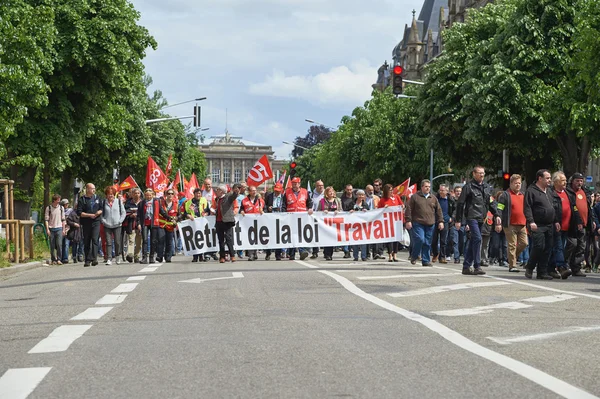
[
  {"left": 572, "top": 173, "right": 584, "bottom": 180},
  {"left": 291, "top": 177, "right": 301, "bottom": 183},
  {"left": 274, "top": 183, "right": 283, "bottom": 191},
  {"left": 60, "top": 199, "right": 69, "bottom": 205}
]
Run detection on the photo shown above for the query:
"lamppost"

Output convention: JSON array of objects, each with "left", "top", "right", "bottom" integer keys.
[
  {"left": 282, "top": 141, "right": 310, "bottom": 151},
  {"left": 159, "top": 97, "right": 207, "bottom": 110},
  {"left": 304, "top": 119, "right": 337, "bottom": 131},
  {"left": 146, "top": 97, "right": 207, "bottom": 124}
]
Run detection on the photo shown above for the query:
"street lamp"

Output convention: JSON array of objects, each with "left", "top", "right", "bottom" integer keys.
[
  {"left": 304, "top": 119, "right": 337, "bottom": 131},
  {"left": 160, "top": 97, "right": 207, "bottom": 110},
  {"left": 282, "top": 141, "right": 310, "bottom": 151}
]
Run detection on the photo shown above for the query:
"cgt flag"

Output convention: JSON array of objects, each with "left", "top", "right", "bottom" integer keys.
[
  {"left": 407, "top": 184, "right": 417, "bottom": 198},
  {"left": 119, "top": 175, "right": 139, "bottom": 191},
  {"left": 165, "top": 154, "right": 173, "bottom": 178},
  {"left": 394, "top": 178, "right": 410, "bottom": 197},
  {"left": 146, "top": 156, "right": 169, "bottom": 196},
  {"left": 246, "top": 155, "right": 273, "bottom": 187},
  {"left": 184, "top": 173, "right": 200, "bottom": 200}
]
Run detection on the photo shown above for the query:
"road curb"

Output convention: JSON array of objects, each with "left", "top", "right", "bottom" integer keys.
[{"left": 0, "top": 261, "right": 45, "bottom": 277}]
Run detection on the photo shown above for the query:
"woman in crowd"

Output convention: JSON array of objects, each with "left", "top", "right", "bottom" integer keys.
[
  {"left": 317, "top": 186, "right": 342, "bottom": 261},
  {"left": 378, "top": 184, "right": 402, "bottom": 262},
  {"left": 350, "top": 189, "right": 370, "bottom": 261},
  {"left": 101, "top": 186, "right": 126, "bottom": 265}
]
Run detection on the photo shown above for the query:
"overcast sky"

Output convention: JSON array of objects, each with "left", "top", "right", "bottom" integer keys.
[{"left": 131, "top": 0, "right": 425, "bottom": 159}]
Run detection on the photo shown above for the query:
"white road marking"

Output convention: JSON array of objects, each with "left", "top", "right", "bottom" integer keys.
[
  {"left": 111, "top": 283, "right": 139, "bottom": 293},
  {"left": 357, "top": 273, "right": 460, "bottom": 280},
  {"left": 71, "top": 307, "right": 113, "bottom": 320},
  {"left": 28, "top": 325, "right": 92, "bottom": 353},
  {"left": 523, "top": 294, "right": 577, "bottom": 303},
  {"left": 127, "top": 276, "right": 146, "bottom": 281},
  {"left": 139, "top": 267, "right": 158, "bottom": 273},
  {"left": 179, "top": 272, "right": 244, "bottom": 284},
  {"left": 295, "top": 260, "right": 599, "bottom": 399},
  {"left": 95, "top": 294, "right": 127, "bottom": 305},
  {"left": 388, "top": 282, "right": 511, "bottom": 298},
  {"left": 433, "top": 302, "right": 532, "bottom": 316},
  {"left": 488, "top": 326, "right": 600, "bottom": 345},
  {"left": 0, "top": 367, "right": 52, "bottom": 399},
  {"left": 335, "top": 266, "right": 426, "bottom": 272}
]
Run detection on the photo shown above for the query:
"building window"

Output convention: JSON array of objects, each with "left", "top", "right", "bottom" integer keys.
[
  {"left": 223, "top": 168, "right": 231, "bottom": 183},
  {"left": 234, "top": 169, "right": 242, "bottom": 183},
  {"left": 212, "top": 168, "right": 220, "bottom": 183},
  {"left": 245, "top": 169, "right": 250, "bottom": 180}
]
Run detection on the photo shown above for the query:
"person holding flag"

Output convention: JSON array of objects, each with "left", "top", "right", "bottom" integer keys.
[{"left": 157, "top": 189, "right": 179, "bottom": 263}]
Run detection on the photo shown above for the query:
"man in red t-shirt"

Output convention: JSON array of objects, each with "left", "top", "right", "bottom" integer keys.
[
  {"left": 497, "top": 174, "right": 527, "bottom": 273},
  {"left": 241, "top": 185, "right": 264, "bottom": 261},
  {"left": 565, "top": 173, "right": 595, "bottom": 277}
]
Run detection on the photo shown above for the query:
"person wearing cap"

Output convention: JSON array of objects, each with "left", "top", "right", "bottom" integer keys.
[
  {"left": 565, "top": 172, "right": 596, "bottom": 277},
  {"left": 265, "top": 183, "right": 287, "bottom": 260},
  {"left": 213, "top": 183, "right": 241, "bottom": 263},
  {"left": 240, "top": 185, "right": 265, "bottom": 261},
  {"left": 284, "top": 177, "right": 314, "bottom": 260}
]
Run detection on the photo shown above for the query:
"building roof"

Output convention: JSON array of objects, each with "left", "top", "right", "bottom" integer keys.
[
  {"left": 393, "top": 0, "right": 448, "bottom": 56},
  {"left": 201, "top": 132, "right": 270, "bottom": 148}
]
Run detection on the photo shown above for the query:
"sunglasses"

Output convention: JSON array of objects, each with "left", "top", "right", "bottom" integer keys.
[{"left": 166, "top": 192, "right": 174, "bottom": 195}]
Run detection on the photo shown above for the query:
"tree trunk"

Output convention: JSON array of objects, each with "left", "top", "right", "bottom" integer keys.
[
  {"left": 9, "top": 162, "right": 37, "bottom": 221},
  {"left": 60, "top": 170, "right": 73, "bottom": 203},
  {"left": 556, "top": 132, "right": 580, "bottom": 178},
  {"left": 578, "top": 135, "right": 591, "bottom": 176},
  {"left": 43, "top": 159, "right": 50, "bottom": 210}
]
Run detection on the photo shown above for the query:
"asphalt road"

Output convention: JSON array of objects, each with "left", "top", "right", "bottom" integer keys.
[{"left": 1, "top": 250, "right": 600, "bottom": 398}]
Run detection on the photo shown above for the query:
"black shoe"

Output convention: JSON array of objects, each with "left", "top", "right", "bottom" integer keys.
[
  {"left": 325, "top": 256, "right": 332, "bottom": 261},
  {"left": 91, "top": 261, "right": 98, "bottom": 266},
  {"left": 265, "top": 255, "right": 271, "bottom": 261},
  {"left": 77, "top": 255, "right": 84, "bottom": 262},
  {"left": 126, "top": 255, "right": 134, "bottom": 263},
  {"left": 343, "top": 251, "right": 351, "bottom": 259},
  {"left": 300, "top": 252, "right": 309, "bottom": 260},
  {"left": 473, "top": 267, "right": 486, "bottom": 275},
  {"left": 480, "top": 261, "right": 489, "bottom": 267},
  {"left": 191, "top": 258, "right": 198, "bottom": 263},
  {"left": 519, "top": 261, "right": 527, "bottom": 267},
  {"left": 84, "top": 263, "right": 90, "bottom": 267},
  {"left": 140, "top": 258, "right": 148, "bottom": 264},
  {"left": 549, "top": 271, "right": 561, "bottom": 279},
  {"left": 149, "top": 259, "right": 155, "bottom": 264},
  {"left": 537, "top": 274, "right": 553, "bottom": 280},
  {"left": 410, "top": 258, "right": 416, "bottom": 265},
  {"left": 310, "top": 254, "right": 318, "bottom": 259},
  {"left": 156, "top": 257, "right": 163, "bottom": 263},
  {"left": 572, "top": 270, "right": 587, "bottom": 277},
  {"left": 289, "top": 257, "right": 296, "bottom": 261},
  {"left": 165, "top": 258, "right": 172, "bottom": 263},
  {"left": 462, "top": 268, "right": 473, "bottom": 275},
  {"left": 353, "top": 258, "right": 359, "bottom": 262},
  {"left": 525, "top": 269, "right": 533, "bottom": 279},
  {"left": 73, "top": 258, "right": 78, "bottom": 264},
  {"left": 454, "top": 259, "right": 460, "bottom": 264},
  {"left": 559, "top": 268, "right": 572, "bottom": 279},
  {"left": 211, "top": 254, "right": 219, "bottom": 261},
  {"left": 498, "top": 261, "right": 506, "bottom": 267},
  {"left": 248, "top": 257, "right": 255, "bottom": 261},
  {"left": 276, "top": 257, "right": 282, "bottom": 261},
  {"left": 422, "top": 262, "right": 433, "bottom": 267}
]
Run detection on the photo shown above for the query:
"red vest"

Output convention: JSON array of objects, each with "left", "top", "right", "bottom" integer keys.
[
  {"left": 144, "top": 199, "right": 161, "bottom": 227},
  {"left": 159, "top": 198, "right": 179, "bottom": 231},
  {"left": 285, "top": 188, "right": 308, "bottom": 212},
  {"left": 242, "top": 196, "right": 264, "bottom": 214}
]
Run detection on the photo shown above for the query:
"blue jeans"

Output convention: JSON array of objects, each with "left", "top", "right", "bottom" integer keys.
[
  {"left": 518, "top": 245, "right": 530, "bottom": 263},
  {"left": 549, "top": 230, "right": 567, "bottom": 269},
  {"left": 62, "top": 237, "right": 71, "bottom": 262},
  {"left": 464, "top": 220, "right": 483, "bottom": 268},
  {"left": 411, "top": 222, "right": 434, "bottom": 264},
  {"left": 448, "top": 225, "right": 464, "bottom": 260},
  {"left": 353, "top": 244, "right": 367, "bottom": 260}
]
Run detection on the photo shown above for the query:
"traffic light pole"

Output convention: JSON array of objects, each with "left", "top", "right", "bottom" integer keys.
[{"left": 145, "top": 115, "right": 194, "bottom": 124}]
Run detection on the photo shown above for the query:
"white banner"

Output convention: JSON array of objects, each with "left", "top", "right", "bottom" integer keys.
[{"left": 177, "top": 207, "right": 404, "bottom": 255}]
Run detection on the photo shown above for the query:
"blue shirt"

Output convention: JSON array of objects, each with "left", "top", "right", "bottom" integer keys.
[{"left": 439, "top": 197, "right": 449, "bottom": 222}]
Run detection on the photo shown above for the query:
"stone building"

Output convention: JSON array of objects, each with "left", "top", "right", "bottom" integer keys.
[
  {"left": 198, "top": 130, "right": 287, "bottom": 187},
  {"left": 373, "top": 0, "right": 493, "bottom": 88}
]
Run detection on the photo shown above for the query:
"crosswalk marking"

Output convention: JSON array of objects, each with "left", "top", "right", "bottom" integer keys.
[
  {"left": 357, "top": 273, "right": 459, "bottom": 280},
  {"left": 0, "top": 368, "right": 52, "bottom": 399},
  {"left": 111, "top": 283, "right": 139, "bottom": 293},
  {"left": 28, "top": 325, "right": 92, "bottom": 353},
  {"left": 71, "top": 307, "right": 113, "bottom": 320},
  {"left": 388, "top": 281, "right": 511, "bottom": 298}
]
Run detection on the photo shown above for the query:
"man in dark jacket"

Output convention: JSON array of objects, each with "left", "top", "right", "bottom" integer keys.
[
  {"left": 136, "top": 189, "right": 167, "bottom": 264},
  {"left": 214, "top": 183, "right": 241, "bottom": 263},
  {"left": 524, "top": 169, "right": 560, "bottom": 279},
  {"left": 549, "top": 171, "right": 579, "bottom": 279},
  {"left": 76, "top": 183, "right": 102, "bottom": 267},
  {"left": 564, "top": 173, "right": 596, "bottom": 277},
  {"left": 265, "top": 183, "right": 286, "bottom": 260},
  {"left": 455, "top": 166, "right": 501, "bottom": 275},
  {"left": 432, "top": 184, "right": 454, "bottom": 264}
]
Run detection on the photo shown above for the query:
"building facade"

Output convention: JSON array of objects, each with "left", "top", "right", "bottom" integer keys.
[
  {"left": 373, "top": 0, "right": 493, "bottom": 89},
  {"left": 198, "top": 131, "right": 287, "bottom": 187}
]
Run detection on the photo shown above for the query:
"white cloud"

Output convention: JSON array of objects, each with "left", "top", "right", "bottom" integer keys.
[{"left": 249, "top": 60, "right": 376, "bottom": 106}]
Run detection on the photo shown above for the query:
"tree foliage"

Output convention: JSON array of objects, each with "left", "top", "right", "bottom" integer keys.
[{"left": 292, "top": 125, "right": 333, "bottom": 157}]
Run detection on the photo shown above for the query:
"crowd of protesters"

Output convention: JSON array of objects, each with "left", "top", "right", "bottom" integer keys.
[{"left": 45, "top": 167, "right": 599, "bottom": 279}]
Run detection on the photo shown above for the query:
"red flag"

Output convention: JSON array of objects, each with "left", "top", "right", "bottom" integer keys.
[
  {"left": 146, "top": 156, "right": 169, "bottom": 196},
  {"left": 119, "top": 175, "right": 138, "bottom": 191},
  {"left": 277, "top": 171, "right": 286, "bottom": 185},
  {"left": 285, "top": 174, "right": 292, "bottom": 189},
  {"left": 246, "top": 155, "right": 273, "bottom": 187},
  {"left": 407, "top": 184, "right": 417, "bottom": 198},
  {"left": 165, "top": 154, "right": 173, "bottom": 178},
  {"left": 169, "top": 170, "right": 180, "bottom": 190},
  {"left": 184, "top": 173, "right": 200, "bottom": 199},
  {"left": 393, "top": 178, "right": 410, "bottom": 197}
]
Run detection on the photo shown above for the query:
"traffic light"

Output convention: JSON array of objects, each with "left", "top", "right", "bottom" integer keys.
[
  {"left": 113, "top": 168, "right": 119, "bottom": 185},
  {"left": 193, "top": 105, "right": 201, "bottom": 127},
  {"left": 289, "top": 161, "right": 297, "bottom": 178},
  {"left": 392, "top": 65, "right": 403, "bottom": 95},
  {"left": 502, "top": 172, "right": 510, "bottom": 190}
]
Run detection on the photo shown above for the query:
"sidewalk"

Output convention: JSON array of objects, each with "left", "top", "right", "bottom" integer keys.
[{"left": 0, "top": 261, "right": 45, "bottom": 277}]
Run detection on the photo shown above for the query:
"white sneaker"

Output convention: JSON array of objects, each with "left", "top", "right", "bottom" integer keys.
[
  {"left": 106, "top": 259, "right": 112, "bottom": 265},
  {"left": 116, "top": 258, "right": 121, "bottom": 265}
]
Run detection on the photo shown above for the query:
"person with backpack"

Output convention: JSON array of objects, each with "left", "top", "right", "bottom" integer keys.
[
  {"left": 45, "top": 194, "right": 66, "bottom": 265},
  {"left": 101, "top": 186, "right": 126, "bottom": 265}
]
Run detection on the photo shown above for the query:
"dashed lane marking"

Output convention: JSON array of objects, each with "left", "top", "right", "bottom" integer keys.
[
  {"left": 96, "top": 294, "right": 127, "bottom": 305},
  {"left": 28, "top": 325, "right": 92, "bottom": 354},
  {"left": 127, "top": 276, "right": 146, "bottom": 281},
  {"left": 111, "top": 283, "right": 139, "bottom": 293},
  {"left": 387, "top": 281, "right": 511, "bottom": 298},
  {"left": 138, "top": 267, "right": 158, "bottom": 273},
  {"left": 0, "top": 367, "right": 52, "bottom": 399},
  {"left": 70, "top": 307, "right": 113, "bottom": 321},
  {"left": 488, "top": 325, "right": 600, "bottom": 345},
  {"left": 356, "top": 273, "right": 460, "bottom": 280}
]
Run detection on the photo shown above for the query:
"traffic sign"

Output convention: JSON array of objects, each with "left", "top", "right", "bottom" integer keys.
[{"left": 586, "top": 175, "right": 593, "bottom": 183}]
